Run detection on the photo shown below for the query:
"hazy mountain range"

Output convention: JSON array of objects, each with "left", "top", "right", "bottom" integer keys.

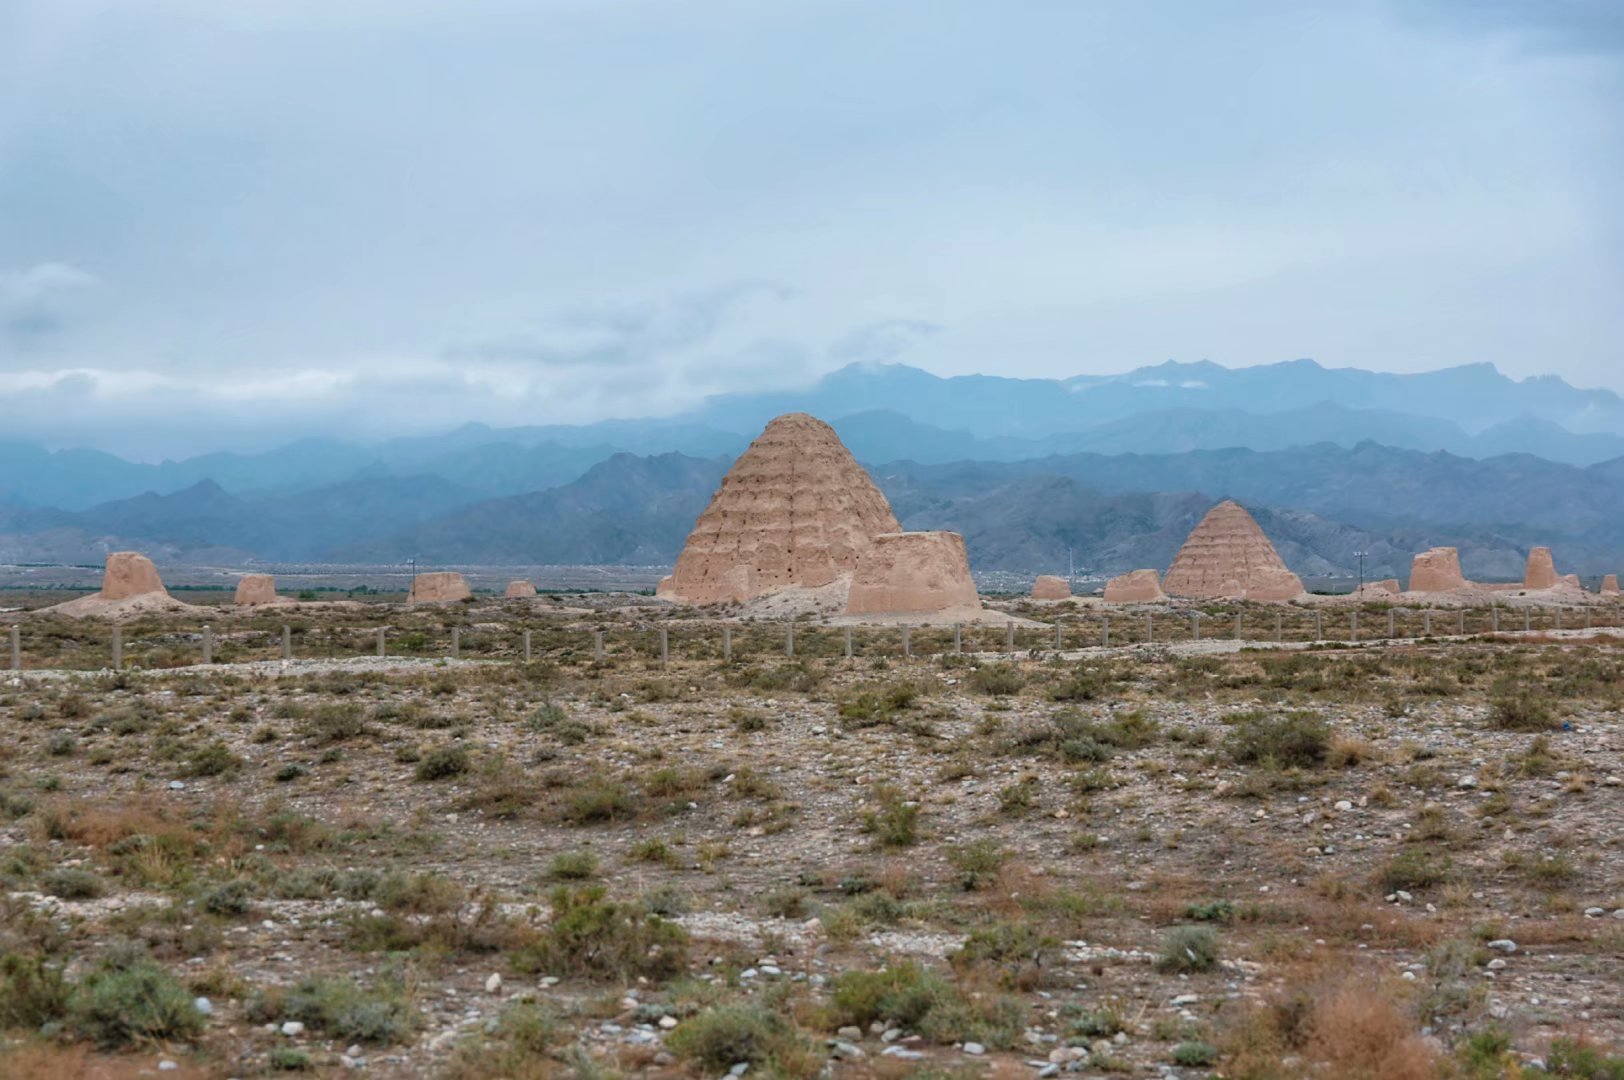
[{"left": 2, "top": 359, "right": 1621, "bottom": 581}]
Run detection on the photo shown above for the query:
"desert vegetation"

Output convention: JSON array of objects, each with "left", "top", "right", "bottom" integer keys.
[{"left": 0, "top": 601, "right": 1620, "bottom": 1076}]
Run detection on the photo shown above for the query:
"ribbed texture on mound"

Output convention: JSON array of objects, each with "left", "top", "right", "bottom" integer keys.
[
  {"left": 234, "top": 573, "right": 278, "bottom": 606},
  {"left": 102, "top": 552, "right": 168, "bottom": 601},
  {"left": 845, "top": 532, "right": 980, "bottom": 614},
  {"left": 1524, "top": 547, "right": 1559, "bottom": 589},
  {"left": 1162, "top": 500, "right": 1304, "bottom": 601},
  {"left": 660, "top": 413, "right": 901, "bottom": 605},
  {"left": 1104, "top": 569, "right": 1166, "bottom": 602},
  {"left": 1030, "top": 575, "right": 1072, "bottom": 600},
  {"left": 1410, "top": 547, "right": 1469, "bottom": 592}
]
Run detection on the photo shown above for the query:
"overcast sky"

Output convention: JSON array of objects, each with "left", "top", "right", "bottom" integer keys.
[{"left": 2, "top": 0, "right": 1621, "bottom": 458}]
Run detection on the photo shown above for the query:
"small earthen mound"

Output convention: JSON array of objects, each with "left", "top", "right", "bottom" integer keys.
[
  {"left": 659, "top": 413, "right": 901, "bottom": 606},
  {"left": 1104, "top": 569, "right": 1166, "bottom": 603},
  {"left": 408, "top": 572, "right": 471, "bottom": 605},
  {"left": 1409, "top": 547, "right": 1469, "bottom": 592},
  {"left": 1524, "top": 546, "right": 1560, "bottom": 590},
  {"left": 1030, "top": 575, "right": 1072, "bottom": 600},
  {"left": 1603, "top": 574, "right": 1620, "bottom": 596},
  {"left": 102, "top": 552, "right": 168, "bottom": 601},
  {"left": 42, "top": 551, "right": 194, "bottom": 619},
  {"left": 1162, "top": 500, "right": 1304, "bottom": 601},
  {"left": 234, "top": 573, "right": 279, "bottom": 606},
  {"left": 504, "top": 580, "right": 538, "bottom": 598},
  {"left": 845, "top": 532, "right": 980, "bottom": 615}
]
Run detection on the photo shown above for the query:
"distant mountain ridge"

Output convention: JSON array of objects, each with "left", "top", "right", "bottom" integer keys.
[
  {"left": 5, "top": 440, "right": 1619, "bottom": 581},
  {"left": 3, "top": 358, "right": 1621, "bottom": 579},
  {"left": 7, "top": 358, "right": 1624, "bottom": 512}
]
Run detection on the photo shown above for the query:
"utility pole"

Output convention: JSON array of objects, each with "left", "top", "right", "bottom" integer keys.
[{"left": 1353, "top": 550, "right": 1368, "bottom": 593}]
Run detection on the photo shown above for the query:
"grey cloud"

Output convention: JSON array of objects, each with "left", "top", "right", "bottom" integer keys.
[
  {"left": 828, "top": 320, "right": 942, "bottom": 366},
  {"left": 1401, "top": 0, "right": 1624, "bottom": 53},
  {"left": 0, "top": 262, "right": 96, "bottom": 348},
  {"left": 447, "top": 282, "right": 791, "bottom": 368}
]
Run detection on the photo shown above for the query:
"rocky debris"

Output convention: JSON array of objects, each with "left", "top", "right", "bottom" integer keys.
[
  {"left": 658, "top": 413, "right": 901, "bottom": 606},
  {"left": 504, "top": 580, "right": 537, "bottom": 598},
  {"left": 1603, "top": 574, "right": 1621, "bottom": 597},
  {"left": 1362, "top": 578, "right": 1401, "bottom": 595},
  {"left": 1104, "top": 569, "right": 1167, "bottom": 603},
  {"left": 1030, "top": 575, "right": 1072, "bottom": 600},
  {"left": 234, "top": 573, "right": 280, "bottom": 606},
  {"left": 845, "top": 531, "right": 981, "bottom": 615},
  {"left": 103, "top": 551, "right": 168, "bottom": 600},
  {"left": 408, "top": 572, "right": 472, "bottom": 605},
  {"left": 1162, "top": 501, "right": 1305, "bottom": 601},
  {"left": 1524, "top": 547, "right": 1560, "bottom": 590},
  {"left": 1409, "top": 546, "right": 1471, "bottom": 592}
]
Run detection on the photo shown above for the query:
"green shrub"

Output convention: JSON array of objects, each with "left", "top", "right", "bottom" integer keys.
[
  {"left": 1546, "top": 1037, "right": 1624, "bottom": 1080},
  {"left": 42, "top": 867, "right": 106, "bottom": 900},
  {"left": 1380, "top": 847, "right": 1453, "bottom": 893},
  {"left": 184, "top": 740, "right": 244, "bottom": 777},
  {"left": 1155, "top": 925, "right": 1219, "bottom": 973},
  {"left": 548, "top": 851, "right": 599, "bottom": 881},
  {"left": 1048, "top": 665, "right": 1117, "bottom": 702},
  {"left": 968, "top": 664, "right": 1024, "bottom": 696},
  {"left": 414, "top": 745, "right": 469, "bottom": 781},
  {"left": 830, "top": 962, "right": 955, "bottom": 1029},
  {"left": 562, "top": 778, "right": 638, "bottom": 824},
  {"left": 1172, "top": 1040, "right": 1219, "bottom": 1066},
  {"left": 946, "top": 839, "right": 1007, "bottom": 891},
  {"left": 269, "top": 1047, "right": 312, "bottom": 1071},
  {"left": 510, "top": 886, "right": 688, "bottom": 981},
  {"left": 951, "top": 921, "right": 1059, "bottom": 988},
  {"left": 1185, "top": 899, "right": 1235, "bottom": 922},
  {"left": 0, "top": 954, "right": 70, "bottom": 1029},
  {"left": 1488, "top": 694, "right": 1556, "bottom": 732},
  {"left": 829, "top": 962, "right": 1022, "bottom": 1048},
  {"left": 667, "top": 1004, "right": 813, "bottom": 1074},
  {"left": 375, "top": 872, "right": 466, "bottom": 914},
  {"left": 201, "top": 878, "right": 255, "bottom": 916},
  {"left": 996, "top": 776, "right": 1040, "bottom": 817},
  {"left": 308, "top": 703, "right": 366, "bottom": 743},
  {"left": 858, "top": 784, "right": 920, "bottom": 848},
  {"left": 248, "top": 976, "right": 414, "bottom": 1044},
  {"left": 837, "top": 683, "right": 920, "bottom": 729},
  {"left": 70, "top": 959, "right": 205, "bottom": 1048},
  {"left": 1226, "top": 711, "right": 1330, "bottom": 768}
]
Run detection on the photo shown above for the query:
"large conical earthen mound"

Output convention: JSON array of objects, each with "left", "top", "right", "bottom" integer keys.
[
  {"left": 659, "top": 413, "right": 902, "bottom": 606},
  {"left": 1163, "top": 500, "right": 1305, "bottom": 601}
]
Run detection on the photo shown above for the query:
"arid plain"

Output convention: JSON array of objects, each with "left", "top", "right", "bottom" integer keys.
[{"left": 1, "top": 590, "right": 1621, "bottom": 1079}]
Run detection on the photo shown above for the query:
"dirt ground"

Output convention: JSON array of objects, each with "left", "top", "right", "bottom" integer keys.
[{"left": 0, "top": 598, "right": 1620, "bottom": 1078}]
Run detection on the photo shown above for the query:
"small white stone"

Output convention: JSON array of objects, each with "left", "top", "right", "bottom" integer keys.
[
  {"left": 485, "top": 973, "right": 502, "bottom": 994},
  {"left": 963, "top": 1042, "right": 985, "bottom": 1055},
  {"left": 193, "top": 996, "right": 213, "bottom": 1016},
  {"left": 659, "top": 1015, "right": 678, "bottom": 1030},
  {"left": 158, "top": 1062, "right": 178, "bottom": 1072},
  {"left": 280, "top": 1021, "right": 306, "bottom": 1036}
]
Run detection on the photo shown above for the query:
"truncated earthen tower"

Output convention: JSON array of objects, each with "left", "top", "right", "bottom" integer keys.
[
  {"left": 657, "top": 413, "right": 902, "bottom": 605},
  {"left": 1162, "top": 500, "right": 1305, "bottom": 601}
]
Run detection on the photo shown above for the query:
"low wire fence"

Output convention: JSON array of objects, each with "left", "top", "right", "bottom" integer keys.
[{"left": 6, "top": 601, "right": 1622, "bottom": 674}]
